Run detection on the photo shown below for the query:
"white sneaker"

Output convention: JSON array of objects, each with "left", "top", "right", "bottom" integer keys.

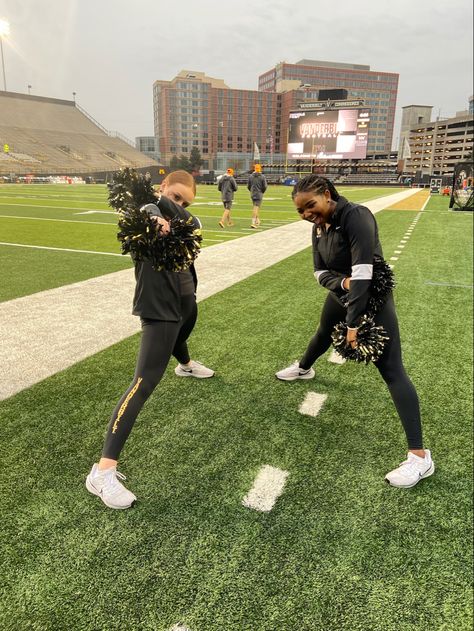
[
  {"left": 174, "top": 360, "right": 215, "bottom": 378},
  {"left": 385, "top": 450, "right": 435, "bottom": 488},
  {"left": 275, "top": 361, "right": 315, "bottom": 381},
  {"left": 86, "top": 464, "right": 137, "bottom": 509}
]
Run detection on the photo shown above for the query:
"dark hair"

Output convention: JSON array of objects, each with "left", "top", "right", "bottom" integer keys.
[{"left": 292, "top": 175, "right": 340, "bottom": 201}]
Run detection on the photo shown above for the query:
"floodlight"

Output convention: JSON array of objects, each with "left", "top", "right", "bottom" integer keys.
[{"left": 0, "top": 19, "right": 10, "bottom": 37}]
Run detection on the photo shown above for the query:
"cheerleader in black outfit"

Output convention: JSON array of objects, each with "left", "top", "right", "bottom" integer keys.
[
  {"left": 276, "top": 176, "right": 434, "bottom": 488},
  {"left": 86, "top": 170, "right": 214, "bottom": 509}
]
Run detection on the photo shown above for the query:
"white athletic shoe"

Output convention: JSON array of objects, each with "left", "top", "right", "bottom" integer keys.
[
  {"left": 385, "top": 450, "right": 435, "bottom": 488},
  {"left": 86, "top": 464, "right": 137, "bottom": 509},
  {"left": 174, "top": 360, "right": 215, "bottom": 378},
  {"left": 275, "top": 361, "right": 315, "bottom": 381}
]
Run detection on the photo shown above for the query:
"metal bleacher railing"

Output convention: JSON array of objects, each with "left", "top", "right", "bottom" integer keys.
[{"left": 74, "top": 102, "right": 135, "bottom": 148}]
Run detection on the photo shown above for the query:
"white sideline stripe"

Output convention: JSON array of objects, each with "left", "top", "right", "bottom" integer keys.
[
  {"left": 242, "top": 465, "right": 289, "bottom": 512},
  {"left": 394, "top": 250, "right": 402, "bottom": 254},
  {"left": 390, "top": 257, "right": 398, "bottom": 261},
  {"left": 421, "top": 197, "right": 431, "bottom": 212},
  {"left": 169, "top": 624, "right": 191, "bottom": 631},
  {"left": 328, "top": 349, "right": 346, "bottom": 365},
  {"left": 299, "top": 392, "right": 328, "bottom": 417},
  {"left": 0, "top": 188, "right": 417, "bottom": 400},
  {"left": 0, "top": 242, "right": 123, "bottom": 256},
  {"left": 400, "top": 240, "right": 407, "bottom": 243},
  {"left": 389, "top": 264, "right": 395, "bottom": 269},
  {"left": 398, "top": 244, "right": 405, "bottom": 248}
]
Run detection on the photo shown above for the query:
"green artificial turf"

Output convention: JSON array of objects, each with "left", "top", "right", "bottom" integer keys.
[
  {"left": 0, "top": 196, "right": 472, "bottom": 630},
  {"left": 0, "top": 184, "right": 403, "bottom": 302}
]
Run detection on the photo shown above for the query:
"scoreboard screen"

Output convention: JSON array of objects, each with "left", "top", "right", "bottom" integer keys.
[{"left": 287, "top": 108, "right": 371, "bottom": 160}]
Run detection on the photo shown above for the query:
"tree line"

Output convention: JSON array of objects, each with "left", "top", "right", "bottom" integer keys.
[{"left": 169, "top": 147, "right": 203, "bottom": 173}]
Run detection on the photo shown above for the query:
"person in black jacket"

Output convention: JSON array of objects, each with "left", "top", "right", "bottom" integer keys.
[
  {"left": 218, "top": 168, "right": 238, "bottom": 228},
  {"left": 86, "top": 170, "right": 214, "bottom": 509},
  {"left": 247, "top": 164, "right": 267, "bottom": 228},
  {"left": 276, "top": 175, "right": 435, "bottom": 489}
]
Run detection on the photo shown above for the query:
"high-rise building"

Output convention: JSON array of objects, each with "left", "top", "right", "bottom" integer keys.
[
  {"left": 153, "top": 60, "right": 399, "bottom": 169},
  {"left": 259, "top": 59, "right": 398, "bottom": 153},
  {"left": 153, "top": 71, "right": 281, "bottom": 171}
]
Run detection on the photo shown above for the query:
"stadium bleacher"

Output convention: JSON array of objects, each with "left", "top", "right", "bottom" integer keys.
[{"left": 0, "top": 91, "right": 158, "bottom": 176}]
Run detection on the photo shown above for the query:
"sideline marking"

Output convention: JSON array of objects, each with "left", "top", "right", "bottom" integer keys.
[
  {"left": 299, "top": 392, "right": 328, "bottom": 417},
  {"left": 170, "top": 625, "right": 191, "bottom": 631},
  {"left": 328, "top": 349, "right": 346, "bottom": 365},
  {"left": 242, "top": 465, "right": 289, "bottom": 512},
  {"left": 425, "top": 281, "right": 473, "bottom": 289},
  {"left": 0, "top": 242, "right": 123, "bottom": 256},
  {"left": 390, "top": 257, "right": 398, "bottom": 261}
]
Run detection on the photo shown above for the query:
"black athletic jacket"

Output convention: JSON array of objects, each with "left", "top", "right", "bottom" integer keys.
[
  {"left": 312, "top": 196, "right": 383, "bottom": 328},
  {"left": 131, "top": 196, "right": 201, "bottom": 321}
]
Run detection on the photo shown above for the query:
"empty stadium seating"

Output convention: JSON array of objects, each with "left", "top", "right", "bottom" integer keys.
[{"left": 0, "top": 92, "right": 158, "bottom": 175}]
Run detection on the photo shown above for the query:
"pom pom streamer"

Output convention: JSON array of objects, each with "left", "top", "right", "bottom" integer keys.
[
  {"left": 340, "top": 256, "right": 395, "bottom": 313},
  {"left": 331, "top": 315, "right": 389, "bottom": 364},
  {"left": 369, "top": 256, "right": 396, "bottom": 312},
  {"left": 333, "top": 258, "right": 394, "bottom": 363},
  {"left": 109, "top": 168, "right": 202, "bottom": 271}
]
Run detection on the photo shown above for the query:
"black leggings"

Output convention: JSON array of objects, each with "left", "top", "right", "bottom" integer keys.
[
  {"left": 300, "top": 292, "right": 423, "bottom": 449},
  {"left": 102, "top": 294, "right": 197, "bottom": 460}
]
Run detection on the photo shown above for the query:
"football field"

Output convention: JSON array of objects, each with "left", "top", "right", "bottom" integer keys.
[
  {"left": 0, "top": 187, "right": 472, "bottom": 630},
  {"left": 0, "top": 184, "right": 396, "bottom": 302}
]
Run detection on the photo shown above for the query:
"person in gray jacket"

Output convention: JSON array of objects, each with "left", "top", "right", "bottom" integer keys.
[
  {"left": 247, "top": 164, "right": 268, "bottom": 228},
  {"left": 218, "top": 168, "right": 238, "bottom": 228}
]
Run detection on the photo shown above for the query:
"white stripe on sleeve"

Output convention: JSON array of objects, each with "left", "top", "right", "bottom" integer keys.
[
  {"left": 351, "top": 263, "right": 373, "bottom": 280},
  {"left": 314, "top": 270, "right": 329, "bottom": 283}
]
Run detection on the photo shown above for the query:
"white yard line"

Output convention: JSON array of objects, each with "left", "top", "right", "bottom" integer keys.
[
  {"left": 298, "top": 392, "right": 328, "bottom": 417},
  {"left": 0, "top": 189, "right": 416, "bottom": 400},
  {"left": 242, "top": 465, "right": 289, "bottom": 512},
  {"left": 0, "top": 242, "right": 122, "bottom": 256},
  {"left": 328, "top": 349, "right": 346, "bottom": 365},
  {"left": 0, "top": 214, "right": 116, "bottom": 226}
]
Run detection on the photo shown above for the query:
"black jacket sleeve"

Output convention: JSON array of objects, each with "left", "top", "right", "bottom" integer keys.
[
  {"left": 142, "top": 196, "right": 202, "bottom": 231},
  {"left": 312, "top": 226, "right": 346, "bottom": 297},
  {"left": 343, "top": 206, "right": 376, "bottom": 328}
]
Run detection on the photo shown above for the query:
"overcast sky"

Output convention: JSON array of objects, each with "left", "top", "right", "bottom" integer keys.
[{"left": 1, "top": 0, "right": 472, "bottom": 147}]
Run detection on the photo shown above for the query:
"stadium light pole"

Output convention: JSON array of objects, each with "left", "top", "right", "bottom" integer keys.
[{"left": 0, "top": 19, "right": 10, "bottom": 92}]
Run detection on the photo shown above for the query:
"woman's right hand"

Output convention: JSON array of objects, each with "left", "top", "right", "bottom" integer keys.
[{"left": 150, "top": 215, "right": 170, "bottom": 236}]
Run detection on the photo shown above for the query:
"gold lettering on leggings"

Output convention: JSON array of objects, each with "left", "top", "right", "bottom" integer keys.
[{"left": 112, "top": 377, "right": 143, "bottom": 434}]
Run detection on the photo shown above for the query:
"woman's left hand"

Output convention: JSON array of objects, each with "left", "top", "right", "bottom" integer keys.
[
  {"left": 346, "top": 328, "right": 358, "bottom": 348},
  {"left": 150, "top": 215, "right": 170, "bottom": 236}
]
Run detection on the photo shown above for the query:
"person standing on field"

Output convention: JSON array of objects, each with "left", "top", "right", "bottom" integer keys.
[
  {"left": 218, "top": 168, "right": 238, "bottom": 228},
  {"left": 247, "top": 164, "right": 267, "bottom": 228}
]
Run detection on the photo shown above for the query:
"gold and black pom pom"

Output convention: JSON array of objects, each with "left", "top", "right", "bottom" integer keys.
[
  {"left": 369, "top": 256, "right": 395, "bottom": 312},
  {"left": 340, "top": 256, "right": 395, "bottom": 312},
  {"left": 109, "top": 168, "right": 202, "bottom": 271},
  {"left": 108, "top": 167, "right": 156, "bottom": 213},
  {"left": 331, "top": 315, "right": 390, "bottom": 364}
]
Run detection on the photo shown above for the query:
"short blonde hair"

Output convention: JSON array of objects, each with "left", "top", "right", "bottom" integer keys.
[{"left": 163, "top": 170, "right": 196, "bottom": 194}]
